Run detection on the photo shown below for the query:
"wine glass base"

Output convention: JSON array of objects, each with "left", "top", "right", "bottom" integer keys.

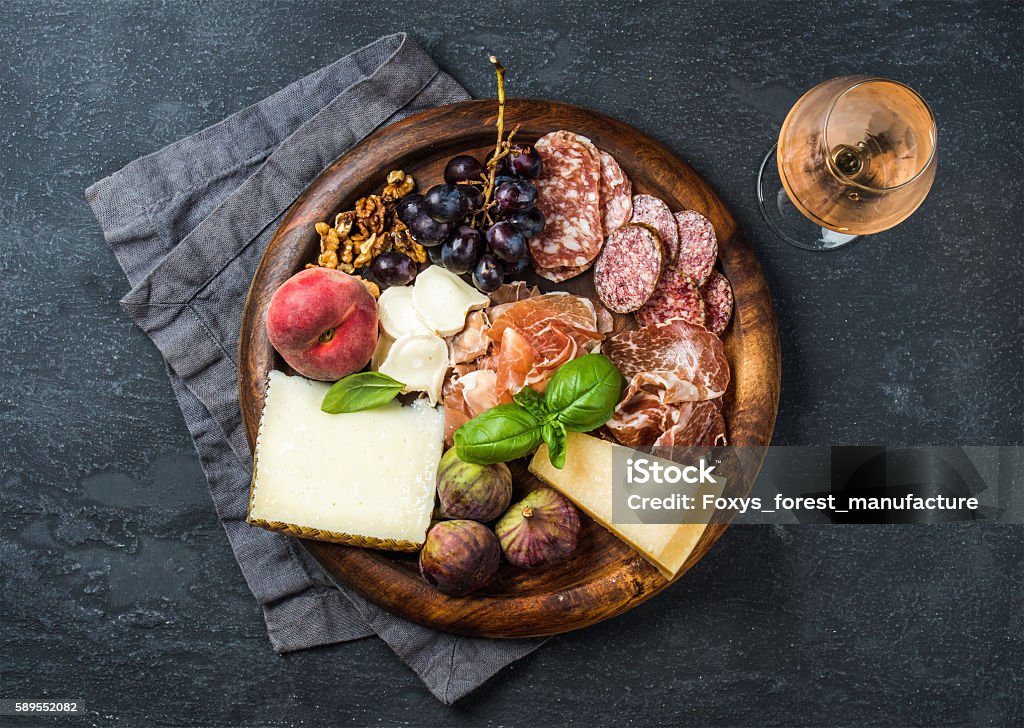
[{"left": 757, "top": 144, "right": 861, "bottom": 251}]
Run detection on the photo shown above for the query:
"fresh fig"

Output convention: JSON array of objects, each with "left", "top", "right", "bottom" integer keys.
[
  {"left": 495, "top": 488, "right": 581, "bottom": 569},
  {"left": 419, "top": 520, "right": 500, "bottom": 596},
  {"left": 436, "top": 448, "right": 513, "bottom": 522}
]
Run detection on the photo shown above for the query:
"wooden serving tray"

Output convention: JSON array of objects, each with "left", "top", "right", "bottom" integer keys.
[{"left": 239, "top": 99, "right": 780, "bottom": 638}]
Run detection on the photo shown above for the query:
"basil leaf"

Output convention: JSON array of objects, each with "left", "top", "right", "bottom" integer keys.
[
  {"left": 542, "top": 420, "right": 568, "bottom": 469},
  {"left": 321, "top": 371, "right": 405, "bottom": 414},
  {"left": 545, "top": 353, "right": 626, "bottom": 432},
  {"left": 513, "top": 386, "right": 549, "bottom": 419},
  {"left": 454, "top": 404, "right": 543, "bottom": 465}
]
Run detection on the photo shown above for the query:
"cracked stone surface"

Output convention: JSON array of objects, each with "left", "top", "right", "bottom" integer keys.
[{"left": 2, "top": 1, "right": 1021, "bottom": 726}]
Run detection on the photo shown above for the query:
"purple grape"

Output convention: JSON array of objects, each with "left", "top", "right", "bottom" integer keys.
[
  {"left": 409, "top": 211, "right": 453, "bottom": 247},
  {"left": 424, "top": 184, "right": 469, "bottom": 223},
  {"left": 460, "top": 183, "right": 484, "bottom": 211},
  {"left": 396, "top": 193, "right": 425, "bottom": 226},
  {"left": 494, "top": 179, "right": 537, "bottom": 214},
  {"left": 427, "top": 242, "right": 444, "bottom": 265},
  {"left": 507, "top": 143, "right": 542, "bottom": 178},
  {"left": 441, "top": 225, "right": 482, "bottom": 274},
  {"left": 493, "top": 174, "right": 515, "bottom": 190},
  {"left": 485, "top": 150, "right": 510, "bottom": 177},
  {"left": 486, "top": 221, "right": 528, "bottom": 263},
  {"left": 372, "top": 252, "right": 417, "bottom": 286},
  {"left": 473, "top": 253, "right": 505, "bottom": 293},
  {"left": 505, "top": 253, "right": 531, "bottom": 278},
  {"left": 445, "top": 155, "right": 485, "bottom": 185},
  {"left": 505, "top": 208, "right": 545, "bottom": 239}
]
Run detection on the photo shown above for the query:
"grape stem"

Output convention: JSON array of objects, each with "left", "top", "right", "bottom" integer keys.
[{"left": 479, "top": 55, "right": 515, "bottom": 228}]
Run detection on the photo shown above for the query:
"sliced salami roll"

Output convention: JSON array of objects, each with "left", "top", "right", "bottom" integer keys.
[
  {"left": 593, "top": 223, "right": 664, "bottom": 313},
  {"left": 630, "top": 194, "right": 679, "bottom": 263},
  {"left": 636, "top": 264, "right": 706, "bottom": 328},
  {"left": 535, "top": 260, "right": 593, "bottom": 283},
  {"left": 701, "top": 269, "right": 733, "bottom": 336},
  {"left": 599, "top": 150, "right": 632, "bottom": 235},
  {"left": 530, "top": 131, "right": 604, "bottom": 270},
  {"left": 674, "top": 210, "right": 718, "bottom": 285}
]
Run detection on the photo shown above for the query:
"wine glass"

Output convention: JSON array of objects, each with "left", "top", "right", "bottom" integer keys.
[{"left": 757, "top": 76, "right": 937, "bottom": 251}]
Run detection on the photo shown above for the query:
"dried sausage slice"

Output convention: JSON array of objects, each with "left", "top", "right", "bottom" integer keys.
[
  {"left": 636, "top": 265, "right": 706, "bottom": 328},
  {"left": 630, "top": 195, "right": 679, "bottom": 263},
  {"left": 599, "top": 151, "right": 632, "bottom": 235},
  {"left": 593, "top": 223, "right": 664, "bottom": 313},
  {"left": 673, "top": 210, "right": 718, "bottom": 285},
  {"left": 701, "top": 270, "right": 733, "bottom": 336},
  {"left": 530, "top": 131, "right": 604, "bottom": 270}
]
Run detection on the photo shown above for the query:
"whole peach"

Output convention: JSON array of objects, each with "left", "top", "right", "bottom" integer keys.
[{"left": 265, "top": 268, "right": 378, "bottom": 381}]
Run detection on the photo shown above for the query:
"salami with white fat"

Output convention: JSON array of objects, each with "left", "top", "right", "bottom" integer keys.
[
  {"left": 593, "top": 223, "right": 664, "bottom": 313},
  {"left": 599, "top": 151, "right": 632, "bottom": 234},
  {"left": 636, "top": 264, "right": 706, "bottom": 328},
  {"left": 535, "top": 261, "right": 593, "bottom": 283},
  {"left": 530, "top": 131, "right": 604, "bottom": 270},
  {"left": 630, "top": 195, "right": 679, "bottom": 263},
  {"left": 701, "top": 269, "right": 733, "bottom": 336},
  {"left": 673, "top": 210, "right": 717, "bottom": 285}
]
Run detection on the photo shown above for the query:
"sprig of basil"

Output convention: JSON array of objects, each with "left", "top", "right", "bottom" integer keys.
[
  {"left": 454, "top": 353, "right": 625, "bottom": 469},
  {"left": 546, "top": 354, "right": 626, "bottom": 432},
  {"left": 512, "top": 386, "right": 548, "bottom": 419},
  {"left": 321, "top": 371, "right": 405, "bottom": 414},
  {"left": 542, "top": 420, "right": 568, "bottom": 469},
  {"left": 453, "top": 404, "right": 543, "bottom": 464}
]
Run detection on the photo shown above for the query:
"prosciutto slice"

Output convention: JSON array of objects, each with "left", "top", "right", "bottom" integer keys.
[
  {"left": 605, "top": 319, "right": 730, "bottom": 447},
  {"left": 604, "top": 319, "right": 729, "bottom": 402},
  {"left": 653, "top": 401, "right": 727, "bottom": 448},
  {"left": 486, "top": 293, "right": 604, "bottom": 400}
]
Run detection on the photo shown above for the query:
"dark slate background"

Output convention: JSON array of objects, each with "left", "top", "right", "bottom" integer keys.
[{"left": 2, "top": 1, "right": 1021, "bottom": 726}]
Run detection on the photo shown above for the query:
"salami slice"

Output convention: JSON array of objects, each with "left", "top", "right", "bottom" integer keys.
[
  {"left": 530, "top": 131, "right": 603, "bottom": 270},
  {"left": 630, "top": 194, "right": 679, "bottom": 263},
  {"left": 535, "top": 261, "right": 593, "bottom": 283},
  {"left": 593, "top": 223, "right": 664, "bottom": 313},
  {"left": 636, "top": 264, "right": 706, "bottom": 328},
  {"left": 674, "top": 210, "right": 717, "bottom": 285},
  {"left": 599, "top": 150, "right": 632, "bottom": 234},
  {"left": 701, "top": 269, "right": 733, "bottom": 336}
]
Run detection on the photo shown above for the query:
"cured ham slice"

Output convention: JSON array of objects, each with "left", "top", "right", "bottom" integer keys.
[
  {"left": 448, "top": 310, "right": 490, "bottom": 365},
  {"left": 608, "top": 398, "right": 727, "bottom": 448},
  {"left": 604, "top": 319, "right": 729, "bottom": 403},
  {"left": 653, "top": 401, "right": 727, "bottom": 448},
  {"left": 443, "top": 369, "right": 498, "bottom": 445},
  {"left": 486, "top": 292, "right": 604, "bottom": 401}
]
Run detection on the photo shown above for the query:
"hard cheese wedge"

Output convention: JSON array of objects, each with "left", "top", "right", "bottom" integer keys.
[
  {"left": 248, "top": 370, "right": 444, "bottom": 551},
  {"left": 529, "top": 432, "right": 706, "bottom": 580}
]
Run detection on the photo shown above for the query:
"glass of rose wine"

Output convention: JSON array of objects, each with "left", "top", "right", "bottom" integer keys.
[{"left": 757, "top": 75, "right": 937, "bottom": 251}]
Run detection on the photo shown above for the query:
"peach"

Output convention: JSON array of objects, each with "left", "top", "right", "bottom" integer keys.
[{"left": 266, "top": 268, "right": 378, "bottom": 381}]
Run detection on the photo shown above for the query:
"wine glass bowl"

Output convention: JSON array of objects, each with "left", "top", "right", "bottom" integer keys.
[{"left": 759, "top": 76, "right": 937, "bottom": 250}]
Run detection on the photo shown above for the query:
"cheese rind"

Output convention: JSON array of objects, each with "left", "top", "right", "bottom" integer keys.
[
  {"left": 529, "top": 432, "right": 706, "bottom": 580},
  {"left": 248, "top": 370, "right": 443, "bottom": 550}
]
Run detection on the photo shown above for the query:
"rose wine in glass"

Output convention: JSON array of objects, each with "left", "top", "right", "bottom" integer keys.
[{"left": 757, "top": 76, "right": 937, "bottom": 250}]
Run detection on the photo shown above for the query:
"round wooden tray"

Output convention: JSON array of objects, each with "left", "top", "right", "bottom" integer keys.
[{"left": 239, "top": 99, "right": 780, "bottom": 638}]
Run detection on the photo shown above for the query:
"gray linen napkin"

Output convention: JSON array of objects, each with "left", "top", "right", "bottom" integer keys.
[{"left": 85, "top": 32, "right": 545, "bottom": 704}]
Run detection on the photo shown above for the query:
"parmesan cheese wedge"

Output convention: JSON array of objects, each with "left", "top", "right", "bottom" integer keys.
[
  {"left": 247, "top": 370, "right": 443, "bottom": 551},
  {"left": 377, "top": 333, "right": 448, "bottom": 405},
  {"left": 529, "top": 432, "right": 707, "bottom": 581},
  {"left": 412, "top": 265, "right": 490, "bottom": 336}
]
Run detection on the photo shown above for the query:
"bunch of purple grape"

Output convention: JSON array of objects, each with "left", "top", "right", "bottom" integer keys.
[{"left": 382, "top": 144, "right": 545, "bottom": 292}]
